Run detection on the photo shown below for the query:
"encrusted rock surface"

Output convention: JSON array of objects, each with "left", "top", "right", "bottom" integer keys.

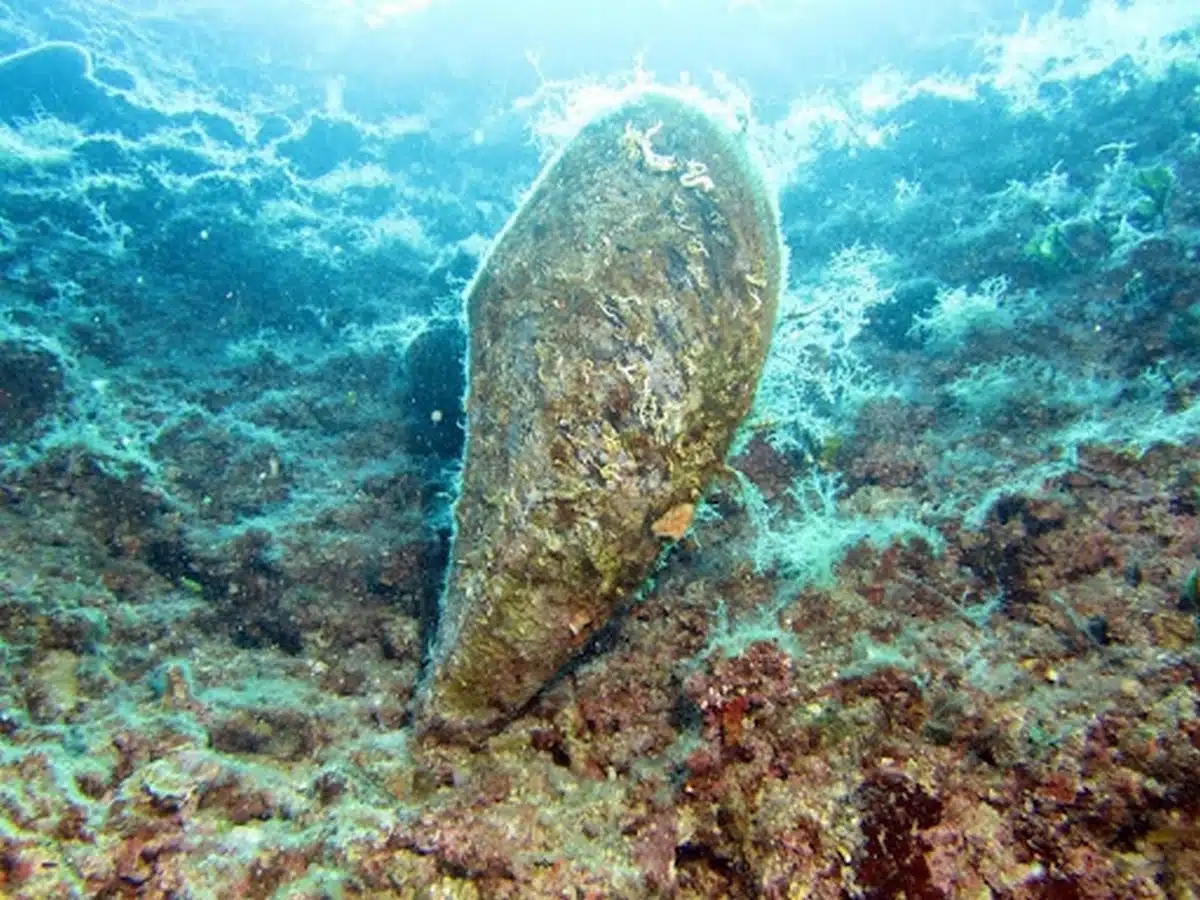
[{"left": 416, "top": 90, "right": 783, "bottom": 740}]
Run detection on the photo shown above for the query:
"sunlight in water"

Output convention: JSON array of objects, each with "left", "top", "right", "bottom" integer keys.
[{"left": 333, "top": 0, "right": 437, "bottom": 29}]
